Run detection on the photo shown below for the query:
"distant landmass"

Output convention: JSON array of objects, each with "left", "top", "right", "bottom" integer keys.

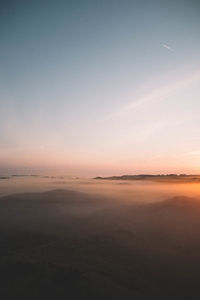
[{"left": 94, "top": 174, "right": 200, "bottom": 182}]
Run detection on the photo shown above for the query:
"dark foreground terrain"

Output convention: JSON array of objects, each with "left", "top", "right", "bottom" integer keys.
[{"left": 0, "top": 189, "right": 200, "bottom": 299}]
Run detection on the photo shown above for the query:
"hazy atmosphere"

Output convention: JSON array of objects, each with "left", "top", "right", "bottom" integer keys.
[{"left": 1, "top": 1, "right": 200, "bottom": 299}]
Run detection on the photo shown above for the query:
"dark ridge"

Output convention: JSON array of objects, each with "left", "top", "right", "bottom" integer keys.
[{"left": 150, "top": 196, "right": 200, "bottom": 209}]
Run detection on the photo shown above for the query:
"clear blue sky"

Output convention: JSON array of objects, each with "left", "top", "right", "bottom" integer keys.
[{"left": 1, "top": 0, "right": 200, "bottom": 175}]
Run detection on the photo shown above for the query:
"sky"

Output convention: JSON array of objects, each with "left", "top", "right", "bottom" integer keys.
[{"left": 0, "top": 0, "right": 200, "bottom": 176}]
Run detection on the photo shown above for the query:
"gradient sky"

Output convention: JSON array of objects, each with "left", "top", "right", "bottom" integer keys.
[{"left": 1, "top": 0, "right": 200, "bottom": 176}]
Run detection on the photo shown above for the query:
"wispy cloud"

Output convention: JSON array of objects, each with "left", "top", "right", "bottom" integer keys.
[
  {"left": 107, "top": 70, "right": 200, "bottom": 119},
  {"left": 162, "top": 43, "right": 176, "bottom": 52}
]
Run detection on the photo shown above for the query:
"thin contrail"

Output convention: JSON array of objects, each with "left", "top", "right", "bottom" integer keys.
[{"left": 162, "top": 43, "right": 176, "bottom": 52}]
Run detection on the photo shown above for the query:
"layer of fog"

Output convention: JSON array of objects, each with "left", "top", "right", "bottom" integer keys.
[
  {"left": 1, "top": 177, "right": 200, "bottom": 299},
  {"left": 1, "top": 176, "right": 200, "bottom": 204}
]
